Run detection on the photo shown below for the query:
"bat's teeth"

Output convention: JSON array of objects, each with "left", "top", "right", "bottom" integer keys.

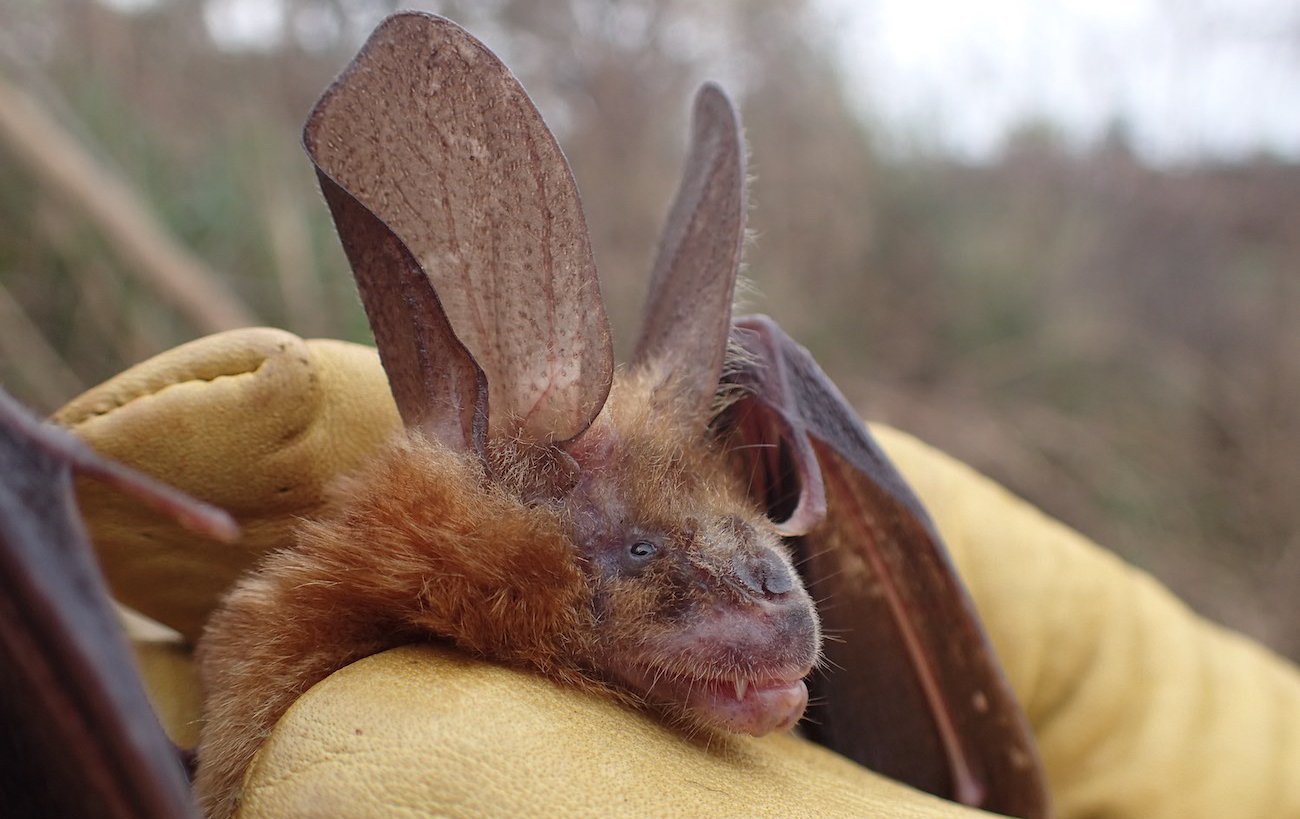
[{"left": 734, "top": 679, "right": 748, "bottom": 701}]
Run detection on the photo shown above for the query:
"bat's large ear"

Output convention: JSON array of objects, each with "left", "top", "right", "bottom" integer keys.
[
  {"left": 631, "top": 83, "right": 746, "bottom": 423},
  {"left": 304, "top": 13, "right": 613, "bottom": 448}
]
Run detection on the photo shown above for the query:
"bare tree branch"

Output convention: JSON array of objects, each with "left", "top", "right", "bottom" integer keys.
[
  {"left": 0, "top": 280, "right": 84, "bottom": 411},
  {"left": 0, "top": 73, "right": 256, "bottom": 332}
]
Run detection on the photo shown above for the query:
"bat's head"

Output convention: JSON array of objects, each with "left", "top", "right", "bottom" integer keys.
[
  {"left": 555, "top": 376, "right": 821, "bottom": 736},
  {"left": 304, "top": 13, "right": 817, "bottom": 735}
]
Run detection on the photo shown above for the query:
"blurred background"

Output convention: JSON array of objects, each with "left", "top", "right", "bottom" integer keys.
[{"left": 1, "top": 0, "right": 1296, "bottom": 659}]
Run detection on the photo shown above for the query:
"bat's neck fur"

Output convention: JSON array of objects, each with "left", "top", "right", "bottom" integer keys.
[
  {"left": 195, "top": 436, "right": 594, "bottom": 816},
  {"left": 194, "top": 368, "right": 742, "bottom": 818}
]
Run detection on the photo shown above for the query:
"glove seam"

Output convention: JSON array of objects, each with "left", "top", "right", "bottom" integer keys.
[{"left": 55, "top": 345, "right": 286, "bottom": 426}]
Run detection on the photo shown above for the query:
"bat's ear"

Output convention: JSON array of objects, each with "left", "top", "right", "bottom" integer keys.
[
  {"left": 631, "top": 83, "right": 747, "bottom": 423},
  {"left": 304, "top": 12, "right": 613, "bottom": 448}
]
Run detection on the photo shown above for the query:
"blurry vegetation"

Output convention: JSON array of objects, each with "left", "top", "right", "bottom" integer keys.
[{"left": 1, "top": 0, "right": 1296, "bottom": 658}]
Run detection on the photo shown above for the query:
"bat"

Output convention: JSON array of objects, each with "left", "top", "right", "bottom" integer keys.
[
  {"left": 0, "top": 387, "right": 236, "bottom": 819},
  {"left": 193, "top": 12, "right": 1050, "bottom": 819}
]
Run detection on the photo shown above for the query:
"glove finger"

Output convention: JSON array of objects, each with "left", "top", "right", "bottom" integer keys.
[
  {"left": 874, "top": 424, "right": 1300, "bottom": 818},
  {"left": 56, "top": 329, "right": 401, "bottom": 641},
  {"left": 239, "top": 644, "right": 991, "bottom": 818}
]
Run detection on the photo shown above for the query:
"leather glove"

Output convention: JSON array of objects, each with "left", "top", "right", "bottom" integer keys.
[
  {"left": 56, "top": 328, "right": 400, "bottom": 643},
  {"left": 59, "top": 328, "right": 1300, "bottom": 818}
]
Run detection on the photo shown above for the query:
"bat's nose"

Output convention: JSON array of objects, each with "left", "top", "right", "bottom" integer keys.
[{"left": 733, "top": 548, "right": 798, "bottom": 600}]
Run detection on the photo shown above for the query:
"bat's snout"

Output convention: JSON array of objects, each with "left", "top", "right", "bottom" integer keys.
[
  {"left": 731, "top": 547, "right": 798, "bottom": 599},
  {"left": 700, "top": 546, "right": 822, "bottom": 672}
]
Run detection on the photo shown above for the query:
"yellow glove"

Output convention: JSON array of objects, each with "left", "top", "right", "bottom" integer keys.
[
  {"left": 55, "top": 328, "right": 399, "bottom": 643},
  {"left": 61, "top": 329, "right": 1300, "bottom": 818}
]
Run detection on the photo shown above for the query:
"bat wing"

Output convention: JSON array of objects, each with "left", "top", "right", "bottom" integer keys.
[
  {"left": 721, "top": 316, "right": 1051, "bottom": 819},
  {"left": 0, "top": 389, "right": 235, "bottom": 818}
]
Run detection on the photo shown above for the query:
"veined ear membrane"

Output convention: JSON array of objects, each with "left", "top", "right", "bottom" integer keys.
[
  {"left": 632, "top": 83, "right": 747, "bottom": 424},
  {"left": 304, "top": 12, "right": 612, "bottom": 446}
]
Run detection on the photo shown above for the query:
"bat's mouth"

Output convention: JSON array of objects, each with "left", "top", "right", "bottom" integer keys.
[{"left": 621, "top": 662, "right": 812, "bottom": 736}]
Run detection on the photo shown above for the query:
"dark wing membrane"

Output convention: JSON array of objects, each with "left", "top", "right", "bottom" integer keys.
[
  {"left": 721, "top": 316, "right": 1050, "bottom": 819},
  {"left": 0, "top": 390, "right": 202, "bottom": 819}
]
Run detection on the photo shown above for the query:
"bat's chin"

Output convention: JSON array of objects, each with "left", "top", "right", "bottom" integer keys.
[
  {"left": 619, "top": 662, "right": 812, "bottom": 736},
  {"left": 683, "top": 672, "right": 810, "bottom": 735}
]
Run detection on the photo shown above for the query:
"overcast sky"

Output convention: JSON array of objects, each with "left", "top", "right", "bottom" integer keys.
[
  {"left": 815, "top": 0, "right": 1300, "bottom": 162},
  {"left": 113, "top": 0, "right": 1300, "bottom": 165}
]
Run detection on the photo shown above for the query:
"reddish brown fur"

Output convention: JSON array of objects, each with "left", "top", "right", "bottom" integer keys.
[
  {"left": 576, "top": 370, "right": 812, "bottom": 685},
  {"left": 194, "top": 431, "right": 599, "bottom": 818},
  {"left": 195, "top": 370, "right": 816, "bottom": 818}
]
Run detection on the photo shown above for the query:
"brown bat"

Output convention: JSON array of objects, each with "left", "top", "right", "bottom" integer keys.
[
  {"left": 193, "top": 12, "right": 1049, "bottom": 819},
  {"left": 0, "top": 387, "right": 236, "bottom": 819}
]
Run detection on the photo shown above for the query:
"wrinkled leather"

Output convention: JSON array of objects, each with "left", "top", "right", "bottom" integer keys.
[
  {"left": 121, "top": 608, "right": 203, "bottom": 748},
  {"left": 62, "top": 329, "right": 1300, "bottom": 818},
  {"left": 242, "top": 645, "right": 989, "bottom": 818},
  {"left": 871, "top": 426, "right": 1300, "bottom": 818},
  {"left": 55, "top": 329, "right": 400, "bottom": 641}
]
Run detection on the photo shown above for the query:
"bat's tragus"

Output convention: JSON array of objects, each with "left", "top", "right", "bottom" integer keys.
[{"left": 195, "top": 11, "right": 1049, "bottom": 819}]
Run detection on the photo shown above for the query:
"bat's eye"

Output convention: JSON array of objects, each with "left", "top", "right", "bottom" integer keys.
[{"left": 606, "top": 535, "right": 664, "bottom": 576}]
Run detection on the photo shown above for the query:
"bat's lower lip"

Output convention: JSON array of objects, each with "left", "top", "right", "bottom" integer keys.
[
  {"left": 622, "top": 663, "right": 812, "bottom": 736},
  {"left": 686, "top": 675, "right": 809, "bottom": 736}
]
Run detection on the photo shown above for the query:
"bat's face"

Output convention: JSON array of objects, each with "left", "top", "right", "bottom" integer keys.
[
  {"left": 556, "top": 378, "right": 822, "bottom": 736},
  {"left": 580, "top": 508, "right": 820, "bottom": 736}
]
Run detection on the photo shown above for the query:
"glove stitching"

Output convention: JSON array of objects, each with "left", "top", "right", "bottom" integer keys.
[{"left": 57, "top": 348, "right": 284, "bottom": 425}]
